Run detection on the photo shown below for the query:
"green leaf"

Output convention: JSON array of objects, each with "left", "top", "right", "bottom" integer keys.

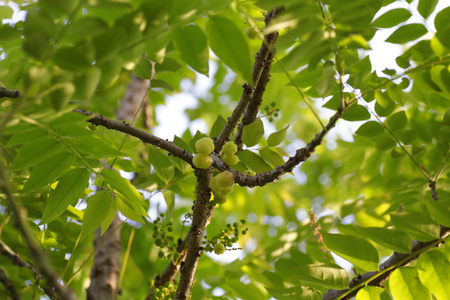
[
  {"left": 22, "top": 152, "right": 76, "bottom": 193},
  {"left": 101, "top": 169, "right": 148, "bottom": 219},
  {"left": 417, "top": 251, "right": 450, "bottom": 300},
  {"left": 355, "top": 226, "right": 411, "bottom": 253},
  {"left": 92, "top": 27, "right": 127, "bottom": 61},
  {"left": 321, "top": 232, "right": 379, "bottom": 271},
  {"left": 237, "top": 150, "right": 272, "bottom": 173},
  {"left": 425, "top": 198, "right": 450, "bottom": 227},
  {"left": 418, "top": 0, "right": 439, "bottom": 19},
  {"left": 390, "top": 268, "right": 431, "bottom": 300},
  {"left": 296, "top": 263, "right": 349, "bottom": 289},
  {"left": 260, "top": 147, "right": 285, "bottom": 167},
  {"left": 225, "top": 279, "right": 266, "bottom": 300},
  {"left": 371, "top": 8, "right": 411, "bottom": 28},
  {"left": 12, "top": 138, "right": 64, "bottom": 171},
  {"left": 386, "top": 110, "right": 407, "bottom": 131},
  {"left": 150, "top": 79, "right": 174, "bottom": 92},
  {"left": 41, "top": 168, "right": 90, "bottom": 224},
  {"left": 242, "top": 118, "right": 264, "bottom": 147},
  {"left": 210, "top": 115, "right": 226, "bottom": 138},
  {"left": 80, "top": 190, "right": 115, "bottom": 240},
  {"left": 0, "top": 5, "right": 14, "bottom": 19},
  {"left": 205, "top": 15, "right": 252, "bottom": 83},
  {"left": 133, "top": 56, "right": 153, "bottom": 79},
  {"left": 385, "top": 24, "right": 428, "bottom": 44},
  {"left": 390, "top": 211, "right": 440, "bottom": 242},
  {"left": 266, "top": 286, "right": 321, "bottom": 300},
  {"left": 435, "top": 7, "right": 450, "bottom": 48},
  {"left": 173, "top": 24, "right": 209, "bottom": 75},
  {"left": 355, "top": 121, "right": 384, "bottom": 137},
  {"left": 267, "top": 125, "right": 289, "bottom": 147},
  {"left": 116, "top": 194, "right": 145, "bottom": 223},
  {"left": 356, "top": 286, "right": 385, "bottom": 300},
  {"left": 68, "top": 17, "right": 109, "bottom": 39},
  {"left": 163, "top": 190, "right": 175, "bottom": 220},
  {"left": 342, "top": 104, "right": 370, "bottom": 121}
]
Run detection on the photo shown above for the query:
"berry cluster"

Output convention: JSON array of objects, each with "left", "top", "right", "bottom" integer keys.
[
  {"left": 209, "top": 171, "right": 234, "bottom": 205},
  {"left": 204, "top": 220, "right": 248, "bottom": 255},
  {"left": 193, "top": 137, "right": 214, "bottom": 169},
  {"left": 152, "top": 281, "right": 177, "bottom": 300},
  {"left": 222, "top": 141, "right": 239, "bottom": 165},
  {"left": 263, "top": 101, "right": 280, "bottom": 122},
  {"left": 152, "top": 214, "right": 178, "bottom": 260}
]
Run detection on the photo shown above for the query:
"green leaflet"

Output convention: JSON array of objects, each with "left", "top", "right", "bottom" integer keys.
[
  {"left": 173, "top": 24, "right": 209, "bottom": 75},
  {"left": 80, "top": 190, "right": 115, "bottom": 240},
  {"left": 101, "top": 169, "right": 148, "bottom": 220},
  {"left": 22, "top": 151, "right": 76, "bottom": 193},
  {"left": 386, "top": 23, "right": 428, "bottom": 44},
  {"left": 205, "top": 15, "right": 253, "bottom": 84},
  {"left": 242, "top": 118, "right": 264, "bottom": 147},
  {"left": 267, "top": 125, "right": 289, "bottom": 147},
  {"left": 390, "top": 267, "right": 432, "bottom": 300},
  {"left": 417, "top": 251, "right": 450, "bottom": 300},
  {"left": 321, "top": 232, "right": 379, "bottom": 271},
  {"left": 12, "top": 138, "right": 64, "bottom": 171},
  {"left": 41, "top": 168, "right": 90, "bottom": 224},
  {"left": 390, "top": 211, "right": 440, "bottom": 242}
]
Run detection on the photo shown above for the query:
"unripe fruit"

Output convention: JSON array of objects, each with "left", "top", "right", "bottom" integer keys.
[
  {"left": 195, "top": 137, "right": 214, "bottom": 154},
  {"left": 193, "top": 154, "right": 212, "bottom": 169},
  {"left": 215, "top": 171, "right": 234, "bottom": 188},
  {"left": 209, "top": 176, "right": 222, "bottom": 192},
  {"left": 214, "top": 192, "right": 228, "bottom": 204},
  {"left": 245, "top": 27, "right": 258, "bottom": 39},
  {"left": 214, "top": 242, "right": 225, "bottom": 255},
  {"left": 223, "top": 141, "right": 237, "bottom": 154},
  {"left": 222, "top": 153, "right": 239, "bottom": 165}
]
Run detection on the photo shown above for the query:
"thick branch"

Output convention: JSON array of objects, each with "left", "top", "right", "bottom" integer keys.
[
  {"left": 0, "top": 87, "right": 21, "bottom": 99},
  {"left": 215, "top": 9, "right": 281, "bottom": 152},
  {"left": 323, "top": 226, "right": 450, "bottom": 300},
  {"left": 146, "top": 206, "right": 215, "bottom": 300},
  {"left": 234, "top": 9, "right": 281, "bottom": 148},
  {"left": 174, "top": 169, "right": 213, "bottom": 300}
]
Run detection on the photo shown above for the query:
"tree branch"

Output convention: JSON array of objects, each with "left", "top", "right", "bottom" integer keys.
[
  {"left": 323, "top": 226, "right": 450, "bottom": 300},
  {"left": 215, "top": 9, "right": 281, "bottom": 152},
  {"left": 234, "top": 8, "right": 282, "bottom": 148},
  {"left": 174, "top": 169, "right": 213, "bottom": 300}
]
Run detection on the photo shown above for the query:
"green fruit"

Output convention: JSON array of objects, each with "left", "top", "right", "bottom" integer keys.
[
  {"left": 88, "top": 124, "right": 98, "bottom": 131},
  {"left": 193, "top": 154, "right": 212, "bottom": 169},
  {"left": 214, "top": 243, "right": 225, "bottom": 255},
  {"left": 245, "top": 27, "right": 258, "bottom": 39},
  {"left": 213, "top": 192, "right": 228, "bottom": 204},
  {"left": 223, "top": 141, "right": 237, "bottom": 154},
  {"left": 195, "top": 137, "right": 215, "bottom": 154},
  {"left": 210, "top": 176, "right": 222, "bottom": 192},
  {"left": 222, "top": 154, "right": 239, "bottom": 165},
  {"left": 215, "top": 171, "right": 234, "bottom": 188}
]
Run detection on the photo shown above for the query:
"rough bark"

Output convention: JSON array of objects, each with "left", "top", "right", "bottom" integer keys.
[{"left": 86, "top": 214, "right": 123, "bottom": 300}]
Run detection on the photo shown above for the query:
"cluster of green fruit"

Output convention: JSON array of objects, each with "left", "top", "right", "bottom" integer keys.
[
  {"left": 152, "top": 281, "right": 177, "bottom": 300},
  {"left": 193, "top": 137, "right": 214, "bottom": 169},
  {"left": 263, "top": 101, "right": 280, "bottom": 122},
  {"left": 152, "top": 214, "right": 180, "bottom": 261},
  {"left": 222, "top": 141, "right": 239, "bottom": 165},
  {"left": 209, "top": 171, "right": 234, "bottom": 205},
  {"left": 204, "top": 220, "right": 248, "bottom": 255}
]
